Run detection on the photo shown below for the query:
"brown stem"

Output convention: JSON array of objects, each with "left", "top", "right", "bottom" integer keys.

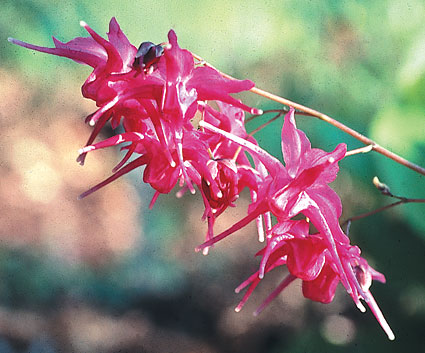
[
  {"left": 191, "top": 52, "right": 425, "bottom": 177},
  {"left": 342, "top": 198, "right": 425, "bottom": 231}
]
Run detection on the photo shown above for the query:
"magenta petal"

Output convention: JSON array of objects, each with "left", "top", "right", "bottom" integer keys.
[
  {"left": 163, "top": 81, "right": 197, "bottom": 121},
  {"left": 78, "top": 132, "right": 146, "bottom": 155},
  {"left": 369, "top": 267, "right": 386, "bottom": 284},
  {"left": 107, "top": 17, "right": 137, "bottom": 69},
  {"left": 237, "top": 165, "right": 262, "bottom": 192},
  {"left": 271, "top": 163, "right": 330, "bottom": 216},
  {"left": 307, "top": 186, "right": 346, "bottom": 242},
  {"left": 52, "top": 36, "right": 107, "bottom": 62},
  {"left": 302, "top": 263, "right": 339, "bottom": 303},
  {"left": 269, "top": 220, "right": 296, "bottom": 235},
  {"left": 162, "top": 30, "right": 199, "bottom": 122},
  {"left": 190, "top": 67, "right": 254, "bottom": 94},
  {"left": 79, "top": 155, "right": 148, "bottom": 199},
  {"left": 216, "top": 101, "right": 247, "bottom": 137},
  {"left": 281, "top": 108, "right": 311, "bottom": 177},
  {"left": 189, "top": 67, "right": 258, "bottom": 114},
  {"left": 165, "top": 29, "right": 194, "bottom": 81},
  {"left": 288, "top": 219, "right": 310, "bottom": 237},
  {"left": 80, "top": 20, "right": 122, "bottom": 71},
  {"left": 306, "top": 144, "right": 347, "bottom": 184},
  {"left": 8, "top": 37, "right": 103, "bottom": 68},
  {"left": 199, "top": 121, "right": 286, "bottom": 179},
  {"left": 141, "top": 99, "right": 175, "bottom": 165},
  {"left": 286, "top": 238, "right": 326, "bottom": 281},
  {"left": 289, "top": 192, "right": 352, "bottom": 293}
]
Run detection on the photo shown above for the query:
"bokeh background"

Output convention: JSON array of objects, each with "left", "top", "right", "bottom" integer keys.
[{"left": 1, "top": 0, "right": 425, "bottom": 352}]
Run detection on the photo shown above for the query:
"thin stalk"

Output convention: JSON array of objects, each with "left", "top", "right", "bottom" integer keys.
[
  {"left": 191, "top": 52, "right": 425, "bottom": 177},
  {"left": 342, "top": 197, "right": 425, "bottom": 233}
]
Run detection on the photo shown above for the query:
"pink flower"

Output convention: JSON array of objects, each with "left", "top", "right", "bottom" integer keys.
[
  {"left": 10, "top": 17, "right": 394, "bottom": 340},
  {"left": 198, "top": 110, "right": 348, "bottom": 290},
  {"left": 159, "top": 30, "right": 261, "bottom": 190},
  {"left": 234, "top": 220, "right": 394, "bottom": 340},
  {"left": 201, "top": 101, "right": 258, "bottom": 162},
  {"left": 10, "top": 18, "right": 260, "bottom": 197},
  {"left": 77, "top": 125, "right": 211, "bottom": 204},
  {"left": 198, "top": 109, "right": 394, "bottom": 339},
  {"left": 162, "top": 31, "right": 261, "bottom": 121},
  {"left": 194, "top": 102, "right": 264, "bottom": 251},
  {"left": 10, "top": 18, "right": 149, "bottom": 105},
  {"left": 197, "top": 109, "right": 349, "bottom": 286},
  {"left": 196, "top": 109, "right": 347, "bottom": 252},
  {"left": 199, "top": 158, "right": 262, "bottom": 253},
  {"left": 9, "top": 18, "right": 165, "bottom": 167}
]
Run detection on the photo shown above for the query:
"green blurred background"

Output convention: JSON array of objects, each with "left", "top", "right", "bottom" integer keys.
[{"left": 1, "top": 0, "right": 425, "bottom": 352}]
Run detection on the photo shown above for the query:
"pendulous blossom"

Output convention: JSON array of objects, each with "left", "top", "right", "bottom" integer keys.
[
  {"left": 9, "top": 18, "right": 260, "bottom": 197},
  {"left": 198, "top": 109, "right": 394, "bottom": 340},
  {"left": 10, "top": 18, "right": 395, "bottom": 340},
  {"left": 235, "top": 222, "right": 394, "bottom": 340}
]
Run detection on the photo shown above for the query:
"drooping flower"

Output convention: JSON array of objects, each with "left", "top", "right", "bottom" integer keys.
[
  {"left": 197, "top": 109, "right": 347, "bottom": 281},
  {"left": 234, "top": 222, "right": 394, "bottom": 340},
  {"left": 199, "top": 158, "right": 263, "bottom": 253},
  {"left": 9, "top": 19, "right": 261, "bottom": 196},
  {"left": 198, "top": 109, "right": 394, "bottom": 339},
  {"left": 77, "top": 122, "right": 212, "bottom": 205},
  {"left": 9, "top": 18, "right": 165, "bottom": 167},
  {"left": 196, "top": 109, "right": 347, "bottom": 255},
  {"left": 10, "top": 17, "right": 394, "bottom": 340},
  {"left": 193, "top": 102, "right": 266, "bottom": 251},
  {"left": 197, "top": 109, "right": 349, "bottom": 288},
  {"left": 234, "top": 219, "right": 308, "bottom": 312}
]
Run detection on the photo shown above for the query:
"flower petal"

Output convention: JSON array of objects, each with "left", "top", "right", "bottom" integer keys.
[
  {"left": 302, "top": 262, "right": 339, "bottom": 303},
  {"left": 107, "top": 17, "right": 137, "bottom": 70},
  {"left": 281, "top": 108, "right": 311, "bottom": 177}
]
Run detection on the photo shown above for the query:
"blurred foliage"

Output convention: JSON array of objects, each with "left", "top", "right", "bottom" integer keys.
[{"left": 1, "top": 0, "right": 425, "bottom": 352}]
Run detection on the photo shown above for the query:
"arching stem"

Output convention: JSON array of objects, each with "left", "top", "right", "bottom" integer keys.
[{"left": 191, "top": 52, "right": 425, "bottom": 177}]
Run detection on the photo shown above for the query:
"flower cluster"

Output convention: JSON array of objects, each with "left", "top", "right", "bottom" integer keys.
[{"left": 9, "top": 18, "right": 394, "bottom": 340}]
